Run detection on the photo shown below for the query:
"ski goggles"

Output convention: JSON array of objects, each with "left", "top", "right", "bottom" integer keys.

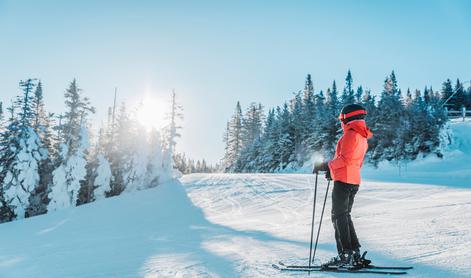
[{"left": 338, "top": 109, "right": 367, "bottom": 121}]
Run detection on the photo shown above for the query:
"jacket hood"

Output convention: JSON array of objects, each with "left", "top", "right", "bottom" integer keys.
[{"left": 343, "top": 119, "right": 373, "bottom": 139}]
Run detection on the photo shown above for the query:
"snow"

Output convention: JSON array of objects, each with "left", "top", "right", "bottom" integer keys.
[
  {"left": 3, "top": 127, "right": 43, "bottom": 218},
  {"left": 362, "top": 121, "right": 471, "bottom": 188},
  {"left": 93, "top": 154, "right": 112, "bottom": 201},
  {"left": 48, "top": 127, "right": 89, "bottom": 211},
  {"left": 183, "top": 174, "right": 468, "bottom": 277},
  {"left": 0, "top": 180, "right": 229, "bottom": 277},
  {"left": 0, "top": 172, "right": 467, "bottom": 277},
  {"left": 0, "top": 122, "right": 469, "bottom": 277}
]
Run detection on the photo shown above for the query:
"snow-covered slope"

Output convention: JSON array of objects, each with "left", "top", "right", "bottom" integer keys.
[
  {"left": 363, "top": 121, "right": 471, "bottom": 188},
  {"left": 0, "top": 173, "right": 469, "bottom": 277},
  {"left": 0, "top": 181, "right": 243, "bottom": 277},
  {"left": 183, "top": 174, "right": 470, "bottom": 277}
]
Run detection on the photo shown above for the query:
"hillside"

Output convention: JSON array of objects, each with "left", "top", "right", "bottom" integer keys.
[
  {"left": 0, "top": 122, "right": 469, "bottom": 277},
  {"left": 362, "top": 120, "right": 471, "bottom": 187},
  {"left": 0, "top": 181, "right": 238, "bottom": 277}
]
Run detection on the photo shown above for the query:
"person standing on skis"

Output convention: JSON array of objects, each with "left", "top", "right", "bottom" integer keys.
[{"left": 313, "top": 104, "right": 373, "bottom": 268}]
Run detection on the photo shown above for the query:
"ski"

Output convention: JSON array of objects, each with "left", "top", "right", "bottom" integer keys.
[
  {"left": 278, "top": 261, "right": 413, "bottom": 270},
  {"left": 272, "top": 263, "right": 408, "bottom": 275}
]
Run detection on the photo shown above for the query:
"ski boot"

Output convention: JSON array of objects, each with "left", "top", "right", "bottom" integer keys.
[
  {"left": 353, "top": 250, "right": 372, "bottom": 268},
  {"left": 322, "top": 251, "right": 358, "bottom": 270}
]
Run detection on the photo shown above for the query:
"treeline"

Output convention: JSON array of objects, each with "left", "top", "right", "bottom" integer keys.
[
  {"left": 0, "top": 79, "right": 179, "bottom": 223},
  {"left": 174, "top": 153, "right": 219, "bottom": 174},
  {"left": 441, "top": 78, "right": 471, "bottom": 111},
  {"left": 221, "top": 71, "right": 462, "bottom": 173}
]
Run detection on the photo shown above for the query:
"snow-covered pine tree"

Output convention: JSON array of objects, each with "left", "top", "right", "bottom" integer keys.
[
  {"left": 145, "top": 129, "right": 165, "bottom": 188},
  {"left": 355, "top": 86, "right": 364, "bottom": 103},
  {"left": 289, "top": 93, "right": 305, "bottom": 167},
  {"left": 258, "top": 108, "right": 279, "bottom": 172},
  {"left": 163, "top": 90, "right": 183, "bottom": 171},
  {"left": 92, "top": 154, "right": 112, "bottom": 201},
  {"left": 277, "top": 103, "right": 295, "bottom": 170},
  {"left": 402, "top": 88, "right": 419, "bottom": 161},
  {"left": 370, "top": 71, "right": 406, "bottom": 165},
  {"left": 241, "top": 103, "right": 264, "bottom": 147},
  {"left": 341, "top": 70, "right": 355, "bottom": 105},
  {"left": 319, "top": 81, "right": 341, "bottom": 156},
  {"left": 77, "top": 127, "right": 113, "bottom": 205},
  {"left": 223, "top": 101, "right": 244, "bottom": 172},
  {"left": 49, "top": 127, "right": 90, "bottom": 210},
  {"left": 27, "top": 81, "right": 54, "bottom": 217},
  {"left": 453, "top": 79, "right": 466, "bottom": 111},
  {"left": 0, "top": 104, "right": 17, "bottom": 222},
  {"left": 48, "top": 79, "right": 95, "bottom": 211},
  {"left": 173, "top": 153, "right": 188, "bottom": 174},
  {"left": 361, "top": 88, "right": 378, "bottom": 160},
  {"left": 302, "top": 74, "right": 317, "bottom": 149},
  {"left": 236, "top": 102, "right": 264, "bottom": 171},
  {"left": 441, "top": 79, "right": 454, "bottom": 111},
  {"left": 123, "top": 120, "right": 148, "bottom": 192},
  {"left": 1, "top": 79, "right": 46, "bottom": 220}
]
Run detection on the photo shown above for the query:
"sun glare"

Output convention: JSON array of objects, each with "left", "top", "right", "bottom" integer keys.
[{"left": 136, "top": 96, "right": 168, "bottom": 131}]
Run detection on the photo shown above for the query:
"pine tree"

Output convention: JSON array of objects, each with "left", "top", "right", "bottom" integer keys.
[
  {"left": 370, "top": 71, "right": 405, "bottom": 164},
  {"left": 341, "top": 70, "right": 355, "bottom": 105},
  {"left": 240, "top": 103, "right": 264, "bottom": 148},
  {"left": 48, "top": 127, "right": 90, "bottom": 210},
  {"left": 289, "top": 93, "right": 305, "bottom": 166},
  {"left": 465, "top": 84, "right": 471, "bottom": 109},
  {"left": 0, "top": 104, "right": 18, "bottom": 222},
  {"left": 92, "top": 154, "right": 112, "bottom": 201},
  {"left": 27, "top": 81, "right": 53, "bottom": 217},
  {"left": 223, "top": 102, "right": 244, "bottom": 172},
  {"left": 48, "top": 80, "right": 95, "bottom": 211},
  {"left": 355, "top": 86, "right": 364, "bottom": 103},
  {"left": 107, "top": 103, "right": 130, "bottom": 196},
  {"left": 441, "top": 79, "right": 454, "bottom": 111},
  {"left": 302, "top": 74, "right": 317, "bottom": 151},
  {"left": 163, "top": 90, "right": 183, "bottom": 171},
  {"left": 321, "top": 81, "right": 341, "bottom": 156},
  {"left": 277, "top": 103, "right": 295, "bottom": 170},
  {"left": 258, "top": 108, "right": 279, "bottom": 172},
  {"left": 237, "top": 102, "right": 264, "bottom": 171},
  {"left": 453, "top": 79, "right": 465, "bottom": 111},
  {"left": 124, "top": 123, "right": 149, "bottom": 192},
  {"left": 1, "top": 79, "right": 46, "bottom": 219},
  {"left": 146, "top": 129, "right": 165, "bottom": 187}
]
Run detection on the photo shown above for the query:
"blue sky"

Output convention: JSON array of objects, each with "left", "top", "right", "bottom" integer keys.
[{"left": 1, "top": 0, "right": 470, "bottom": 164}]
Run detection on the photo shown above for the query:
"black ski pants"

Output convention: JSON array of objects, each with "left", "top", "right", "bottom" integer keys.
[{"left": 331, "top": 181, "right": 360, "bottom": 254}]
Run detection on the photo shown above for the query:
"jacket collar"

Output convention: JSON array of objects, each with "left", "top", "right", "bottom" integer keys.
[{"left": 342, "top": 119, "right": 373, "bottom": 139}]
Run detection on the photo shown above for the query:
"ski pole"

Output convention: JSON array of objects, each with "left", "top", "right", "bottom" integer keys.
[
  {"left": 312, "top": 179, "right": 331, "bottom": 264},
  {"left": 307, "top": 172, "right": 318, "bottom": 273}
]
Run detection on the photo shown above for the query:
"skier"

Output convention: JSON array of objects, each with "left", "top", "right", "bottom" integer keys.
[{"left": 313, "top": 103, "right": 373, "bottom": 268}]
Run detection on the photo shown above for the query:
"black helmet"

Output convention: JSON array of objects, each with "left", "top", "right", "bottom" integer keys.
[{"left": 339, "top": 104, "right": 367, "bottom": 123}]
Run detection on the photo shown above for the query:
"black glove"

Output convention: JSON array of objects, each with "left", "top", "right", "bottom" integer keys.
[
  {"left": 312, "top": 161, "right": 329, "bottom": 174},
  {"left": 325, "top": 168, "right": 332, "bottom": 181}
]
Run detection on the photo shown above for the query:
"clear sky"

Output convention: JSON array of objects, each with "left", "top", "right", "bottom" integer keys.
[{"left": 1, "top": 0, "right": 470, "bottom": 164}]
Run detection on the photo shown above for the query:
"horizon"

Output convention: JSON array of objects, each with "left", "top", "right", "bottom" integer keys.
[{"left": 1, "top": 0, "right": 470, "bottom": 164}]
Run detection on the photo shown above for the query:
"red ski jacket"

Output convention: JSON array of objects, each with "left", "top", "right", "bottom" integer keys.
[{"left": 328, "top": 119, "right": 373, "bottom": 185}]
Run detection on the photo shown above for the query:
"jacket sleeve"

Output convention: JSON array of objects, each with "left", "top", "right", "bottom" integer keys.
[{"left": 329, "top": 130, "right": 358, "bottom": 170}]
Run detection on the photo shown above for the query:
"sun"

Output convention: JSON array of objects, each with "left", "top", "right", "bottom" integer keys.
[{"left": 136, "top": 96, "right": 168, "bottom": 131}]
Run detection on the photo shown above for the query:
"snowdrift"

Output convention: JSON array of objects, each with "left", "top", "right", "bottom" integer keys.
[
  {"left": 0, "top": 180, "right": 241, "bottom": 277},
  {"left": 363, "top": 120, "right": 471, "bottom": 187}
]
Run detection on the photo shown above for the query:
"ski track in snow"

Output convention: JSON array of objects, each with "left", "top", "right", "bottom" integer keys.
[
  {"left": 0, "top": 174, "right": 468, "bottom": 277},
  {"left": 182, "top": 173, "right": 471, "bottom": 277}
]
